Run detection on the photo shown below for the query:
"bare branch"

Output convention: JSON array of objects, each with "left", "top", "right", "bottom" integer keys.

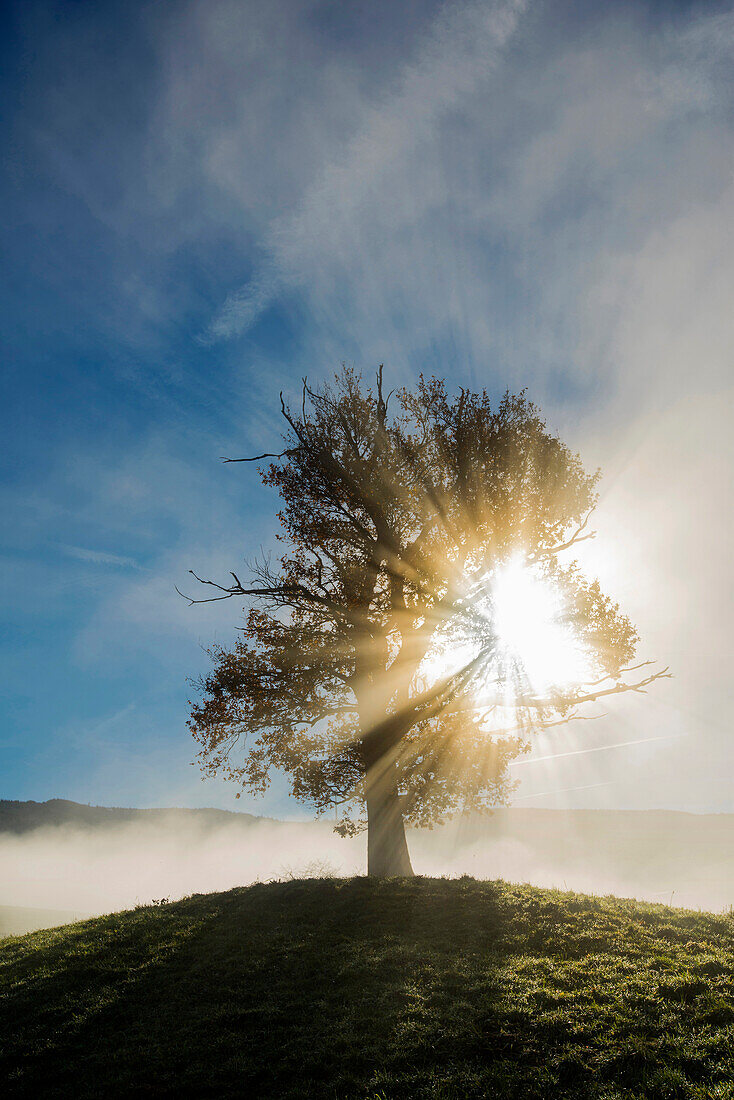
[
  {"left": 577, "top": 660, "right": 655, "bottom": 690},
  {"left": 529, "top": 508, "right": 596, "bottom": 562},
  {"left": 222, "top": 450, "right": 296, "bottom": 463},
  {"left": 178, "top": 567, "right": 373, "bottom": 629},
  {"left": 515, "top": 665, "right": 672, "bottom": 712}
]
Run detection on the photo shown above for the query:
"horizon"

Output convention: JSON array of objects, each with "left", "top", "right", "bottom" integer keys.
[{"left": 6, "top": 796, "right": 734, "bottom": 819}]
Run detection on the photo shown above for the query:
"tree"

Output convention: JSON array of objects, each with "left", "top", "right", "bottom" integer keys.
[{"left": 183, "top": 369, "right": 667, "bottom": 876}]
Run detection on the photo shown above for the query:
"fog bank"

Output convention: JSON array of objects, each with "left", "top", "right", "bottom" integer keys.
[{"left": 1, "top": 807, "right": 731, "bottom": 934}]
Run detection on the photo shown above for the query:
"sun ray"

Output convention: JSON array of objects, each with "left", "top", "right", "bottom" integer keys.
[{"left": 509, "top": 732, "right": 685, "bottom": 768}]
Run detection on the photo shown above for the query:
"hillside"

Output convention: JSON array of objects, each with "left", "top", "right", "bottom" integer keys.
[
  {"left": 2, "top": 878, "right": 733, "bottom": 1098},
  {"left": 0, "top": 798, "right": 267, "bottom": 834}
]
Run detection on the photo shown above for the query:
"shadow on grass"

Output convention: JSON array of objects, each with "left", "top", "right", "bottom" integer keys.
[{"left": 1, "top": 877, "right": 733, "bottom": 1098}]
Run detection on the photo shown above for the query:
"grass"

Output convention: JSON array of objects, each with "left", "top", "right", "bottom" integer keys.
[{"left": 1, "top": 877, "right": 733, "bottom": 1098}]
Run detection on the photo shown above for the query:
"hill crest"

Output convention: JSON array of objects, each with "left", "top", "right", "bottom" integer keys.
[{"left": 2, "top": 877, "right": 733, "bottom": 1098}]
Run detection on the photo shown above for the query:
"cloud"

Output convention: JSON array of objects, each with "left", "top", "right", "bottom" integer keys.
[
  {"left": 59, "top": 545, "right": 143, "bottom": 570},
  {"left": 207, "top": 0, "right": 527, "bottom": 339},
  {"left": 190, "top": 1, "right": 734, "bottom": 428}
]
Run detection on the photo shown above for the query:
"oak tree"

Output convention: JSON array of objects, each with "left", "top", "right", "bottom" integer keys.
[{"left": 184, "top": 369, "right": 666, "bottom": 876}]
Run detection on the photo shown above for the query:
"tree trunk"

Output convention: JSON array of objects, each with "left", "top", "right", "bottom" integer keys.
[{"left": 364, "top": 759, "right": 414, "bottom": 877}]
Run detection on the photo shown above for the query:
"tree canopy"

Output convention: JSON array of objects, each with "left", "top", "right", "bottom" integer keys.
[{"left": 184, "top": 369, "right": 666, "bottom": 875}]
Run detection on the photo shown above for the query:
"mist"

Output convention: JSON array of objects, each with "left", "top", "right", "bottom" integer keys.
[{"left": 2, "top": 809, "right": 731, "bottom": 933}]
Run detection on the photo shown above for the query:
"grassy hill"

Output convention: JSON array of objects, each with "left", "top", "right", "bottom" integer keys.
[{"left": 2, "top": 878, "right": 733, "bottom": 1098}]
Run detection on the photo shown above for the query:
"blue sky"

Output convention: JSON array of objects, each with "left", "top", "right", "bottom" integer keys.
[{"left": 2, "top": 0, "right": 733, "bottom": 815}]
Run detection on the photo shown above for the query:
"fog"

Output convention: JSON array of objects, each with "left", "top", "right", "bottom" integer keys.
[{"left": 2, "top": 810, "right": 731, "bottom": 934}]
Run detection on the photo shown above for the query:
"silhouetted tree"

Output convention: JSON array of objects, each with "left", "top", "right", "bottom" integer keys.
[{"left": 183, "top": 369, "right": 667, "bottom": 876}]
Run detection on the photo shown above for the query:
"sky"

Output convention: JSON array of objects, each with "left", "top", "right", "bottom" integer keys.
[{"left": 1, "top": 0, "right": 733, "bottom": 817}]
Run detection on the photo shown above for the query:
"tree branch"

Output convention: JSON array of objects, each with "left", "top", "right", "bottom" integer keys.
[
  {"left": 221, "top": 450, "right": 297, "bottom": 463},
  {"left": 529, "top": 509, "right": 596, "bottom": 562}
]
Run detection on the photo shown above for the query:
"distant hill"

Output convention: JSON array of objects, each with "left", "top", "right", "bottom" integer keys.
[
  {"left": 0, "top": 798, "right": 267, "bottom": 834},
  {"left": 1, "top": 878, "right": 733, "bottom": 1098}
]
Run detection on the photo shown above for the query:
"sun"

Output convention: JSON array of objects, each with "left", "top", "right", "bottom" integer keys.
[
  {"left": 491, "top": 556, "right": 591, "bottom": 693},
  {"left": 418, "top": 555, "right": 592, "bottom": 702}
]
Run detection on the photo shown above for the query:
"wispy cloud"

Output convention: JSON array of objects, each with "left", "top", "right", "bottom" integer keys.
[
  {"left": 59, "top": 544, "right": 143, "bottom": 570},
  {"left": 208, "top": 0, "right": 527, "bottom": 340}
]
